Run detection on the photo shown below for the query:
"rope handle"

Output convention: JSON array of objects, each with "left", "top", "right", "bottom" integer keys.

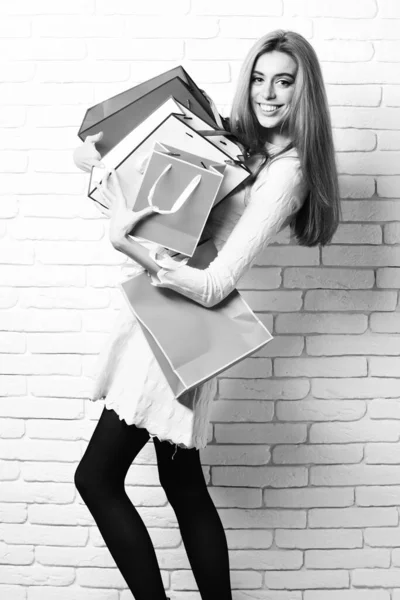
[{"left": 147, "top": 164, "right": 201, "bottom": 215}]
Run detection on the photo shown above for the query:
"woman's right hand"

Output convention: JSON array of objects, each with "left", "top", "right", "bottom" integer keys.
[{"left": 73, "top": 131, "right": 105, "bottom": 172}]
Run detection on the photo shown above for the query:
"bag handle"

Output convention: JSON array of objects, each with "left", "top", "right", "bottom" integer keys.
[{"left": 147, "top": 164, "right": 201, "bottom": 215}]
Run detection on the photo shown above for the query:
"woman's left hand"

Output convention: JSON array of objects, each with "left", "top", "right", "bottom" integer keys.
[{"left": 97, "top": 170, "right": 153, "bottom": 247}]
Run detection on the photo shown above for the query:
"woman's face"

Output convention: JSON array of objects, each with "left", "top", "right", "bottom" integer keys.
[{"left": 250, "top": 50, "right": 297, "bottom": 134}]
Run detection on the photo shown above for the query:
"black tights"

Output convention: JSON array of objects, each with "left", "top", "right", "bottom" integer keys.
[{"left": 74, "top": 407, "right": 232, "bottom": 600}]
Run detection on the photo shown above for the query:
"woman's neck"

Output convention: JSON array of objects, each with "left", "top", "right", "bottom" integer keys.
[{"left": 262, "top": 126, "right": 292, "bottom": 148}]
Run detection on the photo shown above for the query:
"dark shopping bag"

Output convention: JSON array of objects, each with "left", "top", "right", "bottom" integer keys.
[{"left": 78, "top": 66, "right": 218, "bottom": 156}]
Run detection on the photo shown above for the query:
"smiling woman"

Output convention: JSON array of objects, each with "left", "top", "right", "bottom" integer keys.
[{"left": 72, "top": 29, "right": 340, "bottom": 600}]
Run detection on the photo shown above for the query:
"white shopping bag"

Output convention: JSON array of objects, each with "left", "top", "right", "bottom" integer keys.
[
  {"left": 88, "top": 97, "right": 250, "bottom": 210},
  {"left": 119, "top": 240, "right": 273, "bottom": 398}
]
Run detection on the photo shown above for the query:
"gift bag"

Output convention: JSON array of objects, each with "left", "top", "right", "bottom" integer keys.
[
  {"left": 89, "top": 98, "right": 250, "bottom": 210},
  {"left": 78, "top": 66, "right": 218, "bottom": 156},
  {"left": 130, "top": 142, "right": 225, "bottom": 256},
  {"left": 119, "top": 240, "right": 273, "bottom": 398}
]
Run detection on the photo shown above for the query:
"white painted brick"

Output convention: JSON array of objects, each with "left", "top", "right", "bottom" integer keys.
[
  {"left": 304, "top": 589, "right": 389, "bottom": 600},
  {"left": 369, "top": 398, "right": 400, "bottom": 419},
  {"left": 365, "top": 442, "right": 400, "bottom": 464},
  {"left": 219, "top": 17, "right": 312, "bottom": 39},
  {"left": 201, "top": 444, "right": 270, "bottom": 465},
  {"left": 377, "top": 267, "right": 400, "bottom": 288},
  {"left": 0, "top": 310, "right": 81, "bottom": 333},
  {"left": 96, "top": 0, "right": 189, "bottom": 14},
  {"left": 231, "top": 549, "right": 303, "bottom": 570},
  {"left": 0, "top": 542, "right": 33, "bottom": 566},
  {"left": 312, "top": 378, "right": 400, "bottom": 399},
  {"left": 1, "top": 482, "right": 74, "bottom": 504},
  {"left": 0, "top": 289, "right": 18, "bottom": 309},
  {"left": 212, "top": 466, "right": 307, "bottom": 488},
  {"left": 219, "top": 379, "right": 309, "bottom": 400},
  {"left": 263, "top": 569, "right": 349, "bottom": 589},
  {"left": 328, "top": 87, "right": 381, "bottom": 108},
  {"left": 172, "top": 568, "right": 262, "bottom": 589},
  {"left": 35, "top": 241, "right": 123, "bottom": 266},
  {"left": 305, "top": 290, "right": 395, "bottom": 311},
  {"left": 0, "top": 108, "right": 26, "bottom": 128},
  {"left": 0, "top": 587, "right": 25, "bottom": 600},
  {"left": 352, "top": 568, "right": 400, "bottom": 588},
  {"left": 22, "top": 462, "right": 76, "bottom": 483},
  {"left": 309, "top": 507, "right": 398, "bottom": 528},
  {"left": 315, "top": 17, "right": 400, "bottom": 39},
  {"left": 29, "top": 375, "right": 94, "bottom": 399},
  {"left": 273, "top": 444, "right": 363, "bottom": 465},
  {"left": 0, "top": 241, "right": 34, "bottom": 264},
  {"left": 276, "top": 528, "right": 362, "bottom": 549},
  {"left": 357, "top": 485, "right": 400, "bottom": 507},
  {"left": 369, "top": 356, "right": 400, "bottom": 376},
  {"left": 339, "top": 176, "right": 375, "bottom": 198},
  {"left": 311, "top": 464, "right": 400, "bottom": 486},
  {"left": 331, "top": 224, "right": 381, "bottom": 244},
  {"left": 0, "top": 397, "right": 83, "bottom": 420},
  {"left": 0, "top": 524, "right": 88, "bottom": 547},
  {"left": 375, "top": 40, "right": 400, "bottom": 61},
  {"left": 238, "top": 267, "right": 281, "bottom": 290},
  {"left": 0, "top": 63, "right": 33, "bottom": 84},
  {"left": 264, "top": 487, "right": 354, "bottom": 508},
  {"left": 0, "top": 40, "right": 86, "bottom": 61},
  {"left": 323, "top": 63, "right": 400, "bottom": 84},
  {"left": 310, "top": 419, "right": 400, "bottom": 443},
  {"left": 0, "top": 461, "right": 20, "bottom": 481},
  {"left": 376, "top": 178, "right": 400, "bottom": 201},
  {"left": 0, "top": 265, "right": 85, "bottom": 287},
  {"left": 283, "top": 268, "right": 374, "bottom": 289},
  {"left": 277, "top": 400, "right": 366, "bottom": 423},
  {"left": 371, "top": 312, "right": 400, "bottom": 333},
  {"left": 192, "top": 0, "right": 282, "bottom": 14},
  {"left": 28, "top": 588, "right": 118, "bottom": 600},
  {"left": 0, "top": 439, "right": 81, "bottom": 462},
  {"left": 209, "top": 486, "right": 262, "bottom": 508},
  {"left": 0, "top": 333, "right": 26, "bottom": 353},
  {"left": 337, "top": 151, "right": 400, "bottom": 174},
  {"left": 364, "top": 527, "right": 400, "bottom": 547},
  {"left": 215, "top": 424, "right": 307, "bottom": 445},
  {"left": 255, "top": 336, "right": 304, "bottom": 358},
  {"left": 322, "top": 246, "right": 400, "bottom": 267},
  {"left": 275, "top": 357, "right": 367, "bottom": 378},
  {"left": 256, "top": 246, "right": 319, "bottom": 266},
  {"left": 307, "top": 334, "right": 400, "bottom": 356},
  {"left": 379, "top": 131, "right": 400, "bottom": 149},
  {"left": 314, "top": 40, "right": 374, "bottom": 62},
  {"left": 0, "top": 151, "right": 27, "bottom": 173},
  {"left": 226, "top": 529, "right": 273, "bottom": 549},
  {"left": 384, "top": 222, "right": 400, "bottom": 244},
  {"left": 276, "top": 313, "right": 367, "bottom": 334},
  {"left": 240, "top": 290, "right": 302, "bottom": 312},
  {"left": 284, "top": 0, "right": 377, "bottom": 17},
  {"left": 210, "top": 400, "right": 274, "bottom": 422},
  {"left": 33, "top": 16, "right": 124, "bottom": 38},
  {"left": 1, "top": 174, "right": 85, "bottom": 195},
  {"left": 9, "top": 218, "right": 104, "bottom": 241},
  {"left": 0, "top": 376, "right": 26, "bottom": 396},
  {"left": 219, "top": 508, "right": 306, "bottom": 529},
  {"left": 384, "top": 85, "right": 400, "bottom": 106},
  {"left": 0, "top": 503, "right": 26, "bottom": 523},
  {"left": 221, "top": 358, "right": 273, "bottom": 378},
  {"left": 0, "top": 419, "right": 25, "bottom": 438},
  {"left": 123, "top": 16, "right": 219, "bottom": 38},
  {"left": 305, "top": 548, "right": 390, "bottom": 569},
  {"left": 22, "top": 289, "right": 111, "bottom": 310},
  {"left": 88, "top": 39, "right": 184, "bottom": 60},
  {"left": 0, "top": 565, "right": 75, "bottom": 586}
]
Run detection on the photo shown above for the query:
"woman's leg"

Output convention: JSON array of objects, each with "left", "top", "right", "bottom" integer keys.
[
  {"left": 154, "top": 439, "right": 233, "bottom": 600},
  {"left": 74, "top": 407, "right": 168, "bottom": 600}
]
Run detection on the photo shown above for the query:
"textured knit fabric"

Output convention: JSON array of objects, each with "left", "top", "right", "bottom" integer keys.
[{"left": 90, "top": 143, "right": 307, "bottom": 449}]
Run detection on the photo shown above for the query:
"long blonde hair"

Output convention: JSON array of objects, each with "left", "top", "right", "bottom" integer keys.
[{"left": 230, "top": 30, "right": 340, "bottom": 246}]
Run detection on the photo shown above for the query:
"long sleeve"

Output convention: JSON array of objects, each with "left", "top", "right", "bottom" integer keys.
[{"left": 150, "top": 155, "right": 307, "bottom": 308}]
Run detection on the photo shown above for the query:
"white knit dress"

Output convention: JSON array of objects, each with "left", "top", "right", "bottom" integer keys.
[{"left": 90, "top": 143, "right": 307, "bottom": 449}]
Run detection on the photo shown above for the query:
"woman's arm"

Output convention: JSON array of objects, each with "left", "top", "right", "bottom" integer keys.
[{"left": 150, "top": 157, "right": 307, "bottom": 308}]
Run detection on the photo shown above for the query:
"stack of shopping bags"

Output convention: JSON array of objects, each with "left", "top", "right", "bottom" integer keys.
[{"left": 78, "top": 66, "right": 272, "bottom": 397}]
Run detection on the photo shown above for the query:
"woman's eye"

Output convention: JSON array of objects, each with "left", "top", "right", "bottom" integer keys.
[
  {"left": 251, "top": 77, "right": 263, "bottom": 83},
  {"left": 277, "top": 80, "right": 291, "bottom": 87}
]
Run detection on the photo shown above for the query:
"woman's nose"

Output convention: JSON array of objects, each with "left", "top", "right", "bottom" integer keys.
[{"left": 261, "top": 81, "right": 276, "bottom": 100}]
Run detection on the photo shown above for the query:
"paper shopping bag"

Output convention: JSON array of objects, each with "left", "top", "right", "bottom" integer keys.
[
  {"left": 78, "top": 66, "right": 218, "bottom": 156},
  {"left": 130, "top": 142, "right": 224, "bottom": 256},
  {"left": 88, "top": 98, "right": 250, "bottom": 211},
  {"left": 119, "top": 240, "right": 273, "bottom": 398}
]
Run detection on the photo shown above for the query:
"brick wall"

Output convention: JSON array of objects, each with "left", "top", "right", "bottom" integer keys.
[{"left": 1, "top": 0, "right": 400, "bottom": 598}]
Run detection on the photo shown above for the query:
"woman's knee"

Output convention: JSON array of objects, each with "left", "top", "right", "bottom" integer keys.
[{"left": 74, "top": 458, "right": 96, "bottom": 500}]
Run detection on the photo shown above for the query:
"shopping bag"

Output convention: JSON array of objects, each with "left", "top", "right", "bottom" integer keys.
[
  {"left": 78, "top": 66, "right": 218, "bottom": 156},
  {"left": 119, "top": 240, "right": 273, "bottom": 398},
  {"left": 89, "top": 97, "right": 250, "bottom": 210},
  {"left": 130, "top": 142, "right": 225, "bottom": 256}
]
